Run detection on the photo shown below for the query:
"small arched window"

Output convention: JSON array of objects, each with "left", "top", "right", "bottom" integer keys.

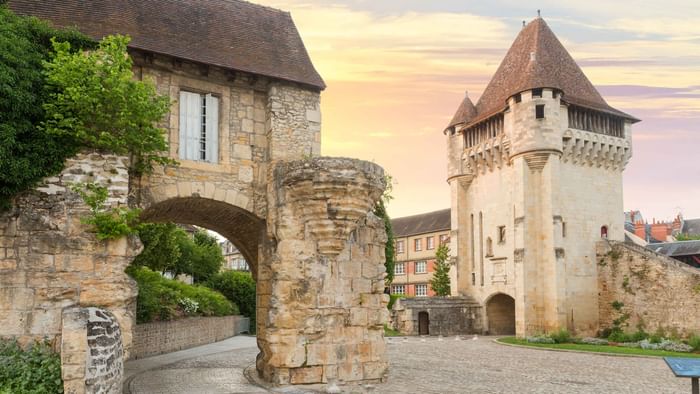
[{"left": 600, "top": 226, "right": 608, "bottom": 238}]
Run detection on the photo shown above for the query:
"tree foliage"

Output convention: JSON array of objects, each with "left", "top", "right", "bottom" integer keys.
[
  {"left": 0, "top": 339, "right": 62, "bottom": 394},
  {"left": 131, "top": 224, "right": 224, "bottom": 283},
  {"left": 0, "top": 6, "right": 93, "bottom": 209},
  {"left": 676, "top": 233, "right": 700, "bottom": 241},
  {"left": 42, "top": 34, "right": 175, "bottom": 184},
  {"left": 71, "top": 182, "right": 140, "bottom": 240},
  {"left": 207, "top": 270, "right": 256, "bottom": 332},
  {"left": 430, "top": 243, "right": 451, "bottom": 296}
]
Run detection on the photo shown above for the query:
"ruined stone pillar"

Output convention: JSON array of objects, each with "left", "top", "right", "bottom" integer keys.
[{"left": 257, "top": 157, "right": 388, "bottom": 385}]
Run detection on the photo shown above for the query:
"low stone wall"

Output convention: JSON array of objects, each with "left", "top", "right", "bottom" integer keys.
[
  {"left": 130, "top": 315, "right": 249, "bottom": 359},
  {"left": 392, "top": 297, "right": 483, "bottom": 336},
  {"left": 61, "top": 307, "right": 124, "bottom": 394},
  {"left": 597, "top": 241, "right": 700, "bottom": 337}
]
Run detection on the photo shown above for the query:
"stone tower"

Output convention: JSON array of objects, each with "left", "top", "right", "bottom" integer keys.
[{"left": 445, "top": 17, "right": 639, "bottom": 336}]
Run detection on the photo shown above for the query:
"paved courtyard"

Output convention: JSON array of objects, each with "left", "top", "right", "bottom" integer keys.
[{"left": 126, "top": 336, "right": 690, "bottom": 393}]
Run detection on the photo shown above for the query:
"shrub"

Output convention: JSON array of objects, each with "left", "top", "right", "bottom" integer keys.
[
  {"left": 549, "top": 329, "right": 572, "bottom": 344},
  {"left": 608, "top": 330, "right": 633, "bottom": 343},
  {"left": 127, "top": 266, "right": 236, "bottom": 323},
  {"left": 630, "top": 330, "right": 649, "bottom": 342},
  {"left": 207, "top": 270, "right": 255, "bottom": 332},
  {"left": 0, "top": 339, "right": 62, "bottom": 394},
  {"left": 526, "top": 335, "right": 555, "bottom": 344},
  {"left": 578, "top": 337, "right": 609, "bottom": 345},
  {"left": 687, "top": 333, "right": 700, "bottom": 351}
]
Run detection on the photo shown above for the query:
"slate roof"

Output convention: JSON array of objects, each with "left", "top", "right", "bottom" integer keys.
[
  {"left": 448, "top": 17, "right": 637, "bottom": 129},
  {"left": 8, "top": 0, "right": 325, "bottom": 90},
  {"left": 649, "top": 240, "right": 700, "bottom": 257},
  {"left": 392, "top": 209, "right": 451, "bottom": 238},
  {"left": 446, "top": 92, "right": 477, "bottom": 132},
  {"left": 682, "top": 218, "right": 700, "bottom": 235}
]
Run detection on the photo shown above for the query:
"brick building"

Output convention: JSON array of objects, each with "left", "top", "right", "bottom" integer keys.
[{"left": 391, "top": 209, "right": 453, "bottom": 297}]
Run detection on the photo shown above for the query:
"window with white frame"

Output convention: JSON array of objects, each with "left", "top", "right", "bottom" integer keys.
[
  {"left": 415, "top": 260, "right": 427, "bottom": 274},
  {"left": 426, "top": 236, "right": 435, "bottom": 250},
  {"left": 414, "top": 238, "right": 422, "bottom": 251},
  {"left": 394, "top": 263, "right": 405, "bottom": 275},
  {"left": 439, "top": 234, "right": 449, "bottom": 245},
  {"left": 179, "top": 91, "right": 219, "bottom": 163},
  {"left": 415, "top": 284, "right": 428, "bottom": 297},
  {"left": 396, "top": 240, "right": 405, "bottom": 253},
  {"left": 391, "top": 284, "right": 405, "bottom": 295}
]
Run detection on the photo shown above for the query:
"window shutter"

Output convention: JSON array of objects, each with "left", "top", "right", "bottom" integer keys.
[
  {"left": 179, "top": 91, "right": 201, "bottom": 160},
  {"left": 205, "top": 94, "right": 219, "bottom": 164}
]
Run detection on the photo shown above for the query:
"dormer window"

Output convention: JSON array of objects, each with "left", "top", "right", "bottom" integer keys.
[
  {"left": 532, "top": 88, "right": 543, "bottom": 98},
  {"left": 514, "top": 93, "right": 522, "bottom": 103},
  {"left": 535, "top": 104, "right": 545, "bottom": 119}
]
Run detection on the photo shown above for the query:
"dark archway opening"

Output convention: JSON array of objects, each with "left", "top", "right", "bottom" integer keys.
[{"left": 486, "top": 293, "right": 515, "bottom": 335}]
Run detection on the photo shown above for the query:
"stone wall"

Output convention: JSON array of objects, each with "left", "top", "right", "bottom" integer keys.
[
  {"left": 130, "top": 315, "right": 249, "bottom": 359},
  {"left": 391, "top": 297, "right": 482, "bottom": 336},
  {"left": 61, "top": 307, "right": 124, "bottom": 394},
  {"left": 256, "top": 157, "right": 389, "bottom": 385},
  {"left": 0, "top": 152, "right": 139, "bottom": 352},
  {"left": 597, "top": 241, "right": 700, "bottom": 337}
]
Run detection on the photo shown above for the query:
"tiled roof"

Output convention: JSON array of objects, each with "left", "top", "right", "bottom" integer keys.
[
  {"left": 455, "top": 18, "right": 637, "bottom": 127},
  {"left": 649, "top": 240, "right": 700, "bottom": 257},
  {"left": 392, "top": 209, "right": 451, "bottom": 237},
  {"left": 8, "top": 0, "right": 325, "bottom": 90},
  {"left": 446, "top": 92, "right": 477, "bottom": 131},
  {"left": 682, "top": 218, "right": 700, "bottom": 235}
]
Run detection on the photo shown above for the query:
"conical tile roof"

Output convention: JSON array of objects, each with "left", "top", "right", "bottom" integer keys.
[
  {"left": 446, "top": 92, "right": 477, "bottom": 132},
  {"left": 466, "top": 18, "right": 637, "bottom": 125}
]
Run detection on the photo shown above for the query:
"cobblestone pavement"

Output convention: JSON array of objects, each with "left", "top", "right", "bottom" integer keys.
[{"left": 127, "top": 336, "right": 690, "bottom": 393}]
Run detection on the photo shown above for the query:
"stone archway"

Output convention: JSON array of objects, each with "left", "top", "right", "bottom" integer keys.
[
  {"left": 140, "top": 197, "right": 264, "bottom": 276},
  {"left": 486, "top": 293, "right": 515, "bottom": 335}
]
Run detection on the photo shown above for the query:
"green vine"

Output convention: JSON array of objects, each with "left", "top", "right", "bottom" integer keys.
[
  {"left": 621, "top": 275, "right": 635, "bottom": 295},
  {"left": 71, "top": 182, "right": 140, "bottom": 240}
]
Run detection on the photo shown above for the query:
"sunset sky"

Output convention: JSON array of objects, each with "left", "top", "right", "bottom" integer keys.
[{"left": 259, "top": 0, "right": 700, "bottom": 221}]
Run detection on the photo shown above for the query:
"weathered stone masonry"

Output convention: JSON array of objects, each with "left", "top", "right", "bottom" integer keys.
[{"left": 597, "top": 241, "right": 700, "bottom": 337}]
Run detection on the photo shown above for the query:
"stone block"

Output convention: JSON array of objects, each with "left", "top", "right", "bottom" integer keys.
[
  {"left": 337, "top": 360, "right": 363, "bottom": 382},
  {"left": 362, "top": 361, "right": 387, "bottom": 381},
  {"left": 290, "top": 366, "right": 323, "bottom": 384},
  {"left": 233, "top": 144, "right": 252, "bottom": 160}
]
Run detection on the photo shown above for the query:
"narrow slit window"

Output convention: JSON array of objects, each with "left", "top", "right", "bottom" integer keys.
[
  {"left": 535, "top": 104, "right": 545, "bottom": 119},
  {"left": 532, "top": 88, "right": 543, "bottom": 97},
  {"left": 514, "top": 93, "right": 522, "bottom": 103}
]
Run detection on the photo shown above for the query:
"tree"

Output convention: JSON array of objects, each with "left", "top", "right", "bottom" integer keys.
[
  {"left": 676, "top": 233, "right": 700, "bottom": 241},
  {"left": 131, "top": 223, "right": 183, "bottom": 274},
  {"left": 0, "top": 6, "right": 93, "bottom": 209},
  {"left": 430, "top": 243, "right": 451, "bottom": 296},
  {"left": 189, "top": 230, "right": 224, "bottom": 283},
  {"left": 42, "top": 34, "right": 175, "bottom": 205}
]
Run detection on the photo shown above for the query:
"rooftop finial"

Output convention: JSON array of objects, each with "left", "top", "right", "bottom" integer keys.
[
  {"left": 522, "top": 20, "right": 526, "bottom": 28},
  {"left": 537, "top": 9, "right": 541, "bottom": 17},
  {"left": 465, "top": 90, "right": 469, "bottom": 98}
]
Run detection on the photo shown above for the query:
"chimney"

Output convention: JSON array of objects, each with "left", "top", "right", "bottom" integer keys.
[{"left": 650, "top": 222, "right": 671, "bottom": 242}]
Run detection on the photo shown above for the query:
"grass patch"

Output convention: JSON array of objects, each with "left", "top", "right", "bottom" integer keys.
[
  {"left": 384, "top": 324, "right": 402, "bottom": 337},
  {"left": 498, "top": 337, "right": 700, "bottom": 358}
]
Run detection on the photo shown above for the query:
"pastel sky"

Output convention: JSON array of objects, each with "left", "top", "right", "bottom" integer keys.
[{"left": 258, "top": 0, "right": 700, "bottom": 221}]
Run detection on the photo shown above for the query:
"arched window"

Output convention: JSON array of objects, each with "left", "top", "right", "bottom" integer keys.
[{"left": 600, "top": 226, "right": 608, "bottom": 238}]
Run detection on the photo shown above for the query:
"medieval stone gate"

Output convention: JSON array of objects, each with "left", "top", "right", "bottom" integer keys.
[{"left": 1, "top": 1, "right": 390, "bottom": 391}]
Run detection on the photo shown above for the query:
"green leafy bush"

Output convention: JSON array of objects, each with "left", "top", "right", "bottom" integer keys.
[
  {"left": 687, "top": 333, "right": 700, "bottom": 351},
  {"left": 207, "top": 270, "right": 256, "bottom": 331},
  {"left": 71, "top": 182, "right": 140, "bottom": 240},
  {"left": 0, "top": 6, "right": 93, "bottom": 210},
  {"left": 127, "top": 266, "right": 236, "bottom": 323},
  {"left": 630, "top": 330, "right": 649, "bottom": 342},
  {"left": 0, "top": 339, "right": 62, "bottom": 394},
  {"left": 549, "top": 329, "right": 572, "bottom": 344},
  {"left": 608, "top": 330, "right": 633, "bottom": 343}
]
